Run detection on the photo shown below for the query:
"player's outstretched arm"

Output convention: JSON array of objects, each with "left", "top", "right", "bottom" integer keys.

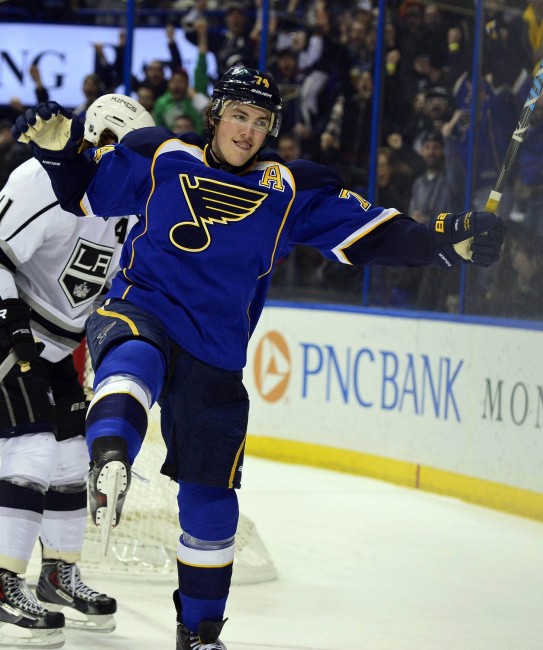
[
  {"left": 11, "top": 102, "right": 95, "bottom": 214},
  {"left": 427, "top": 211, "right": 506, "bottom": 269}
]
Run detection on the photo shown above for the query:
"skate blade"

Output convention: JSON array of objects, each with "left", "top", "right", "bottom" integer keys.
[
  {"left": 95, "top": 461, "right": 128, "bottom": 556},
  {"left": 65, "top": 613, "right": 115, "bottom": 634},
  {"left": 0, "top": 623, "right": 65, "bottom": 648},
  {"left": 56, "top": 610, "right": 116, "bottom": 634}
]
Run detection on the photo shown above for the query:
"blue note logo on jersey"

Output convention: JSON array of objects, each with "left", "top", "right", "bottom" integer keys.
[
  {"left": 60, "top": 238, "right": 114, "bottom": 307},
  {"left": 170, "top": 174, "right": 268, "bottom": 252}
]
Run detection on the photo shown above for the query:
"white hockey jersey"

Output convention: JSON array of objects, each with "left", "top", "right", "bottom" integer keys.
[{"left": 0, "top": 159, "right": 135, "bottom": 362}]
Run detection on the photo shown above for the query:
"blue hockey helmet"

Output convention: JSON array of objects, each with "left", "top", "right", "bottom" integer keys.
[{"left": 211, "top": 65, "right": 283, "bottom": 137}]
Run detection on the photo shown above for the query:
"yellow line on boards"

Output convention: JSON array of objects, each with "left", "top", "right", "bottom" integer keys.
[{"left": 246, "top": 435, "right": 543, "bottom": 522}]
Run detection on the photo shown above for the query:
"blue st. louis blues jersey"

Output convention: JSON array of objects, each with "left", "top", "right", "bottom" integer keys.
[{"left": 48, "top": 127, "right": 435, "bottom": 370}]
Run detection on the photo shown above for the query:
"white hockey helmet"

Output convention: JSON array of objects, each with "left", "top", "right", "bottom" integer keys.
[{"left": 84, "top": 93, "right": 155, "bottom": 145}]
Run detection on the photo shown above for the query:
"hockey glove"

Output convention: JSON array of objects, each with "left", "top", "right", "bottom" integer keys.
[
  {"left": 11, "top": 101, "right": 84, "bottom": 165},
  {"left": 0, "top": 298, "right": 39, "bottom": 363},
  {"left": 428, "top": 211, "right": 506, "bottom": 269}
]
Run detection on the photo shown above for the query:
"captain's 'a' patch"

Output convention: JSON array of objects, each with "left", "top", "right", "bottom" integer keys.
[{"left": 59, "top": 238, "right": 114, "bottom": 307}]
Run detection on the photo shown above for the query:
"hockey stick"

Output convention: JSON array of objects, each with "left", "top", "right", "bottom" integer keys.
[
  {"left": 485, "top": 60, "right": 543, "bottom": 214},
  {"left": 0, "top": 350, "right": 18, "bottom": 383},
  {"left": 0, "top": 350, "right": 31, "bottom": 383}
]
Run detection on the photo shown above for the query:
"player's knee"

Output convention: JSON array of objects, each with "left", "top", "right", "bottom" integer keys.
[
  {"left": 182, "top": 531, "right": 235, "bottom": 550},
  {"left": 44, "top": 438, "right": 87, "bottom": 513},
  {"left": 0, "top": 432, "right": 59, "bottom": 490},
  {"left": 44, "top": 480, "right": 87, "bottom": 516},
  {"left": 94, "top": 339, "right": 166, "bottom": 403},
  {"left": 87, "top": 373, "right": 151, "bottom": 429},
  {"left": 178, "top": 481, "right": 239, "bottom": 541}
]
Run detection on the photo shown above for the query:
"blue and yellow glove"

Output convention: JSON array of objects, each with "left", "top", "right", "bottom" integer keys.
[{"left": 428, "top": 211, "right": 506, "bottom": 269}]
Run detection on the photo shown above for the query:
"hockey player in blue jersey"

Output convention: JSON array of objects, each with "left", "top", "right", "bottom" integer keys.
[{"left": 12, "top": 65, "right": 505, "bottom": 650}]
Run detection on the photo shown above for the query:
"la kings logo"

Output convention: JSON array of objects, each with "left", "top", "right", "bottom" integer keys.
[{"left": 60, "top": 238, "right": 114, "bottom": 307}]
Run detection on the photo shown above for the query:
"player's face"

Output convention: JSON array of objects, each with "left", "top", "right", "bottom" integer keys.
[{"left": 213, "top": 103, "right": 270, "bottom": 167}]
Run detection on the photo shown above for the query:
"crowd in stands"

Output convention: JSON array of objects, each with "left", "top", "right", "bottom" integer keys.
[{"left": 1, "top": 0, "right": 543, "bottom": 321}]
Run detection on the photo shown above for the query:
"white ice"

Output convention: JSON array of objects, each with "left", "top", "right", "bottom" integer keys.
[{"left": 26, "top": 457, "right": 543, "bottom": 650}]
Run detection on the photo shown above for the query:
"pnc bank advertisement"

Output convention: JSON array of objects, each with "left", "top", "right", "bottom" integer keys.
[{"left": 245, "top": 305, "right": 543, "bottom": 497}]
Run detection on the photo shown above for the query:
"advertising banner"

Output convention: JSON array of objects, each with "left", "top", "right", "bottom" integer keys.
[
  {"left": 0, "top": 24, "right": 217, "bottom": 107},
  {"left": 245, "top": 305, "right": 543, "bottom": 495}
]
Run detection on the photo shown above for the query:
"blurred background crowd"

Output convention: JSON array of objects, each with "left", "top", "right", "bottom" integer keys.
[{"left": 1, "top": 0, "right": 543, "bottom": 322}]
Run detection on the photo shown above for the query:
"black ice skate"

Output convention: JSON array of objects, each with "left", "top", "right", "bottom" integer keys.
[
  {"left": 176, "top": 620, "right": 227, "bottom": 650},
  {"left": 0, "top": 569, "right": 64, "bottom": 648},
  {"left": 88, "top": 436, "right": 131, "bottom": 554},
  {"left": 36, "top": 560, "right": 117, "bottom": 633}
]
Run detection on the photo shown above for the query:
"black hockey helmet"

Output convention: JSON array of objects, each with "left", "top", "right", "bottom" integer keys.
[{"left": 211, "top": 65, "right": 283, "bottom": 137}]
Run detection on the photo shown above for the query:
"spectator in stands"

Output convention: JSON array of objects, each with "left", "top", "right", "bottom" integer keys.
[
  {"left": 443, "top": 74, "right": 518, "bottom": 215},
  {"left": 71, "top": 73, "right": 106, "bottom": 120},
  {"left": 185, "top": 1, "right": 258, "bottom": 79},
  {"left": 353, "top": 0, "right": 375, "bottom": 29},
  {"left": 409, "top": 86, "right": 454, "bottom": 154},
  {"left": 172, "top": 115, "right": 197, "bottom": 135},
  {"left": 516, "top": 92, "right": 543, "bottom": 237},
  {"left": 152, "top": 21, "right": 210, "bottom": 133},
  {"left": 482, "top": 1, "right": 532, "bottom": 90},
  {"left": 268, "top": 48, "right": 304, "bottom": 134},
  {"left": 276, "top": 131, "right": 302, "bottom": 162},
  {"left": 395, "top": 2, "right": 432, "bottom": 98},
  {"left": 375, "top": 146, "right": 412, "bottom": 219},
  {"left": 92, "top": 34, "right": 126, "bottom": 94},
  {"left": 339, "top": 17, "right": 372, "bottom": 72},
  {"left": 522, "top": 0, "right": 543, "bottom": 72},
  {"left": 408, "top": 130, "right": 451, "bottom": 224},
  {"left": 139, "top": 25, "right": 184, "bottom": 96},
  {"left": 410, "top": 51, "right": 448, "bottom": 99},
  {"left": 180, "top": 0, "right": 211, "bottom": 31},
  {"left": 0, "top": 119, "right": 32, "bottom": 189},
  {"left": 319, "top": 67, "right": 373, "bottom": 187},
  {"left": 422, "top": 3, "right": 452, "bottom": 70},
  {"left": 282, "top": 1, "right": 347, "bottom": 155},
  {"left": 402, "top": 89, "right": 433, "bottom": 147},
  {"left": 248, "top": 0, "right": 280, "bottom": 55},
  {"left": 153, "top": 68, "right": 209, "bottom": 132},
  {"left": 138, "top": 60, "right": 170, "bottom": 99},
  {"left": 484, "top": 226, "right": 543, "bottom": 320},
  {"left": 406, "top": 130, "right": 461, "bottom": 312},
  {"left": 29, "top": 64, "right": 49, "bottom": 104},
  {"left": 136, "top": 86, "right": 157, "bottom": 114}
]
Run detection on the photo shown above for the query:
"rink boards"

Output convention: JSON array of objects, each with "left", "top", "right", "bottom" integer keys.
[{"left": 244, "top": 304, "right": 543, "bottom": 521}]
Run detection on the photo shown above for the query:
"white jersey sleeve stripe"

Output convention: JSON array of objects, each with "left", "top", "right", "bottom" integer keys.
[{"left": 331, "top": 208, "right": 400, "bottom": 264}]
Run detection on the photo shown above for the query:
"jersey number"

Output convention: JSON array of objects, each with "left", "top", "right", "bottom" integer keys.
[{"left": 115, "top": 218, "right": 129, "bottom": 244}]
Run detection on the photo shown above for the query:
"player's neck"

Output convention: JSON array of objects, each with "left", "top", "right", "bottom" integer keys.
[{"left": 205, "top": 143, "right": 256, "bottom": 174}]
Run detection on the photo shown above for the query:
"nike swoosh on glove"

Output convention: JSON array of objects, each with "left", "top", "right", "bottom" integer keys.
[
  {"left": 11, "top": 101, "right": 84, "bottom": 164},
  {"left": 427, "top": 211, "right": 506, "bottom": 269}
]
